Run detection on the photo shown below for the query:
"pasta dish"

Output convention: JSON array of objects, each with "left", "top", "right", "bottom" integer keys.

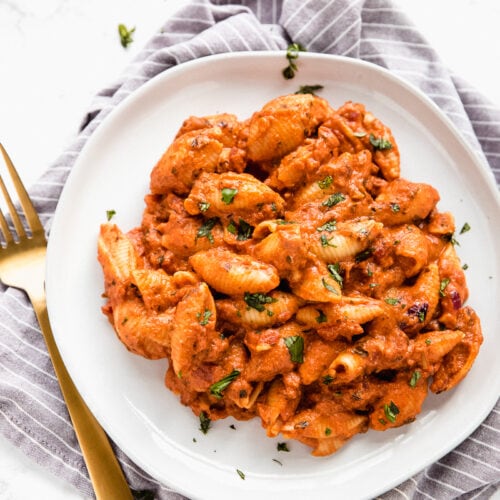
[{"left": 97, "top": 93, "right": 482, "bottom": 456}]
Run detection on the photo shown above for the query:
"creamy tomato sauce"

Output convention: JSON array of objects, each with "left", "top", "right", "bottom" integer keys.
[{"left": 98, "top": 94, "right": 482, "bottom": 456}]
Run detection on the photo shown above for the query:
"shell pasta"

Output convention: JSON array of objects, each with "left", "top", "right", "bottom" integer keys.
[{"left": 97, "top": 94, "right": 482, "bottom": 456}]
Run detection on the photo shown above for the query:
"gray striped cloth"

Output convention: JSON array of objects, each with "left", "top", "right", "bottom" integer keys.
[{"left": 0, "top": 1, "right": 498, "bottom": 499}]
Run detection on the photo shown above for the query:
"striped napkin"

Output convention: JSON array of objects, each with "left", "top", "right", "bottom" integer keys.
[{"left": 1, "top": 1, "right": 498, "bottom": 499}]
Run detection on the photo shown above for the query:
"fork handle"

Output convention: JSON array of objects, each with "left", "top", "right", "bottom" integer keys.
[{"left": 32, "top": 296, "right": 133, "bottom": 500}]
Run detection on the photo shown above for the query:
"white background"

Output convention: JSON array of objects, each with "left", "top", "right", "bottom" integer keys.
[{"left": 0, "top": 1, "right": 499, "bottom": 498}]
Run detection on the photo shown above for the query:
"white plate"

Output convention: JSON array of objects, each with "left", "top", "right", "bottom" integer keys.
[{"left": 46, "top": 52, "right": 500, "bottom": 500}]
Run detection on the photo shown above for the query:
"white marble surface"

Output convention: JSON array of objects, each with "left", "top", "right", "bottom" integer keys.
[{"left": 0, "top": 1, "right": 499, "bottom": 499}]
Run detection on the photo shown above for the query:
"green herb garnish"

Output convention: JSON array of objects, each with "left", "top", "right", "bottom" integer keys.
[
  {"left": 199, "top": 201, "right": 210, "bottom": 212},
  {"left": 199, "top": 411, "right": 211, "bottom": 434},
  {"left": 355, "top": 247, "right": 373, "bottom": 263},
  {"left": 383, "top": 401, "right": 400, "bottom": 423},
  {"left": 243, "top": 292, "right": 277, "bottom": 312},
  {"left": 232, "top": 218, "right": 254, "bottom": 241},
  {"left": 209, "top": 370, "right": 240, "bottom": 399},
  {"left": 277, "top": 442, "right": 290, "bottom": 452},
  {"left": 106, "top": 209, "right": 116, "bottom": 221},
  {"left": 320, "top": 234, "right": 337, "bottom": 247},
  {"left": 221, "top": 187, "right": 238, "bottom": 204},
  {"left": 385, "top": 297, "right": 400, "bottom": 306},
  {"left": 409, "top": 370, "right": 421, "bottom": 388},
  {"left": 196, "top": 309, "right": 212, "bottom": 326},
  {"left": 327, "top": 263, "right": 343, "bottom": 287},
  {"left": 316, "top": 309, "right": 327, "bottom": 323},
  {"left": 236, "top": 469, "right": 245, "bottom": 480},
  {"left": 318, "top": 175, "right": 333, "bottom": 189},
  {"left": 322, "top": 192, "right": 346, "bottom": 208},
  {"left": 118, "top": 23, "right": 135, "bottom": 48},
  {"left": 439, "top": 278, "right": 450, "bottom": 297},
  {"left": 282, "top": 42, "right": 306, "bottom": 79},
  {"left": 369, "top": 134, "right": 392, "bottom": 150},
  {"left": 317, "top": 220, "right": 337, "bottom": 232},
  {"left": 390, "top": 203, "right": 400, "bottom": 213},
  {"left": 284, "top": 335, "right": 304, "bottom": 363},
  {"left": 196, "top": 217, "right": 218, "bottom": 243},
  {"left": 295, "top": 84, "right": 324, "bottom": 95},
  {"left": 322, "top": 277, "right": 339, "bottom": 295},
  {"left": 460, "top": 222, "right": 471, "bottom": 234}
]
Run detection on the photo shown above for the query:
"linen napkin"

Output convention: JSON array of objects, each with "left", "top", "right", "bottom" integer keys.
[{"left": 0, "top": 1, "right": 499, "bottom": 499}]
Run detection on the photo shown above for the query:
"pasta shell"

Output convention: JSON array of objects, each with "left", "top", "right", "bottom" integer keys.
[
  {"left": 309, "top": 218, "right": 382, "bottom": 262},
  {"left": 132, "top": 269, "right": 179, "bottom": 311},
  {"left": 170, "top": 282, "right": 217, "bottom": 376},
  {"left": 150, "top": 129, "right": 224, "bottom": 195},
  {"left": 246, "top": 94, "right": 332, "bottom": 162},
  {"left": 412, "top": 329, "right": 464, "bottom": 367},
  {"left": 97, "top": 224, "right": 139, "bottom": 286},
  {"left": 326, "top": 350, "right": 367, "bottom": 383},
  {"left": 189, "top": 247, "right": 280, "bottom": 295},
  {"left": 184, "top": 171, "right": 285, "bottom": 225},
  {"left": 431, "top": 307, "right": 483, "bottom": 393},
  {"left": 113, "top": 299, "right": 174, "bottom": 360},
  {"left": 217, "top": 291, "right": 299, "bottom": 329}
]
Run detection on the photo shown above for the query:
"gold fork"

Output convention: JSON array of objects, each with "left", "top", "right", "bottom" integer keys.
[{"left": 0, "top": 143, "right": 133, "bottom": 500}]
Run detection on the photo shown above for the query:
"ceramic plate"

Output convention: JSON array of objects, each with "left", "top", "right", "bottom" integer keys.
[{"left": 46, "top": 52, "right": 500, "bottom": 500}]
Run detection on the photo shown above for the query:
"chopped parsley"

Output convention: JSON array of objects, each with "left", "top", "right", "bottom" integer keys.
[
  {"left": 322, "top": 374, "right": 334, "bottom": 385},
  {"left": 390, "top": 203, "right": 400, "bottom": 213},
  {"left": 318, "top": 175, "right": 333, "bottom": 189},
  {"left": 196, "top": 217, "right": 218, "bottom": 243},
  {"left": 317, "top": 220, "right": 337, "bottom": 232},
  {"left": 325, "top": 427, "right": 332, "bottom": 436},
  {"left": 199, "top": 411, "right": 211, "bottom": 434},
  {"left": 439, "top": 278, "right": 451, "bottom": 297},
  {"left": 236, "top": 469, "right": 245, "bottom": 480},
  {"left": 369, "top": 134, "right": 392, "bottom": 150},
  {"left": 327, "top": 263, "right": 343, "bottom": 287},
  {"left": 106, "top": 209, "right": 116, "bottom": 221},
  {"left": 196, "top": 309, "right": 212, "bottom": 326},
  {"left": 118, "top": 23, "right": 135, "bottom": 48},
  {"left": 198, "top": 201, "right": 210, "bottom": 212},
  {"left": 320, "top": 234, "right": 337, "bottom": 247},
  {"left": 227, "top": 218, "right": 254, "bottom": 241},
  {"left": 383, "top": 401, "right": 400, "bottom": 423},
  {"left": 407, "top": 302, "right": 428, "bottom": 322},
  {"left": 283, "top": 335, "right": 304, "bottom": 363},
  {"left": 322, "top": 192, "right": 346, "bottom": 208},
  {"left": 460, "top": 222, "right": 471, "bottom": 234},
  {"left": 221, "top": 187, "right": 238, "bottom": 204},
  {"left": 355, "top": 247, "right": 373, "bottom": 263},
  {"left": 282, "top": 42, "right": 306, "bottom": 79},
  {"left": 409, "top": 370, "right": 421, "bottom": 388},
  {"left": 322, "top": 277, "right": 340, "bottom": 295},
  {"left": 385, "top": 297, "right": 400, "bottom": 306},
  {"left": 295, "top": 84, "right": 324, "bottom": 95},
  {"left": 209, "top": 370, "right": 240, "bottom": 399},
  {"left": 243, "top": 292, "right": 277, "bottom": 312},
  {"left": 277, "top": 442, "right": 290, "bottom": 452},
  {"left": 316, "top": 309, "right": 328, "bottom": 323}
]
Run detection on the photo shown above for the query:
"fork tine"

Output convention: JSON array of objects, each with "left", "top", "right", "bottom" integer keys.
[
  {"left": 0, "top": 206, "right": 14, "bottom": 245},
  {"left": 0, "top": 143, "right": 44, "bottom": 236},
  {"left": 0, "top": 171, "right": 26, "bottom": 239}
]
